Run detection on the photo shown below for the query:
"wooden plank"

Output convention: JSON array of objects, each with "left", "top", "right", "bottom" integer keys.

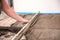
[
  {"left": 0, "top": 14, "right": 25, "bottom": 27},
  {"left": 0, "top": 17, "right": 16, "bottom": 26}
]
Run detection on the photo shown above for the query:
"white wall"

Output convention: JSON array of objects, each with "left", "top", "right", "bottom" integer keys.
[{"left": 13, "top": 0, "right": 60, "bottom": 12}]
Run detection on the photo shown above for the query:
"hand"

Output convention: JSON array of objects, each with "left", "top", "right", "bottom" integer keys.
[{"left": 20, "top": 19, "right": 29, "bottom": 24}]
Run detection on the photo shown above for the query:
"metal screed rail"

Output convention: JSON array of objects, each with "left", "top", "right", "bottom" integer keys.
[{"left": 11, "top": 13, "right": 40, "bottom": 40}]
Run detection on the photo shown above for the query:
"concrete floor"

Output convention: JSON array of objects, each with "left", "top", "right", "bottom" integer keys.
[{"left": 26, "top": 14, "right": 60, "bottom": 40}]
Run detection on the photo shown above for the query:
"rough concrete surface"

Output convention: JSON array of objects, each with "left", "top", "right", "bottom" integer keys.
[{"left": 26, "top": 14, "right": 60, "bottom": 40}]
